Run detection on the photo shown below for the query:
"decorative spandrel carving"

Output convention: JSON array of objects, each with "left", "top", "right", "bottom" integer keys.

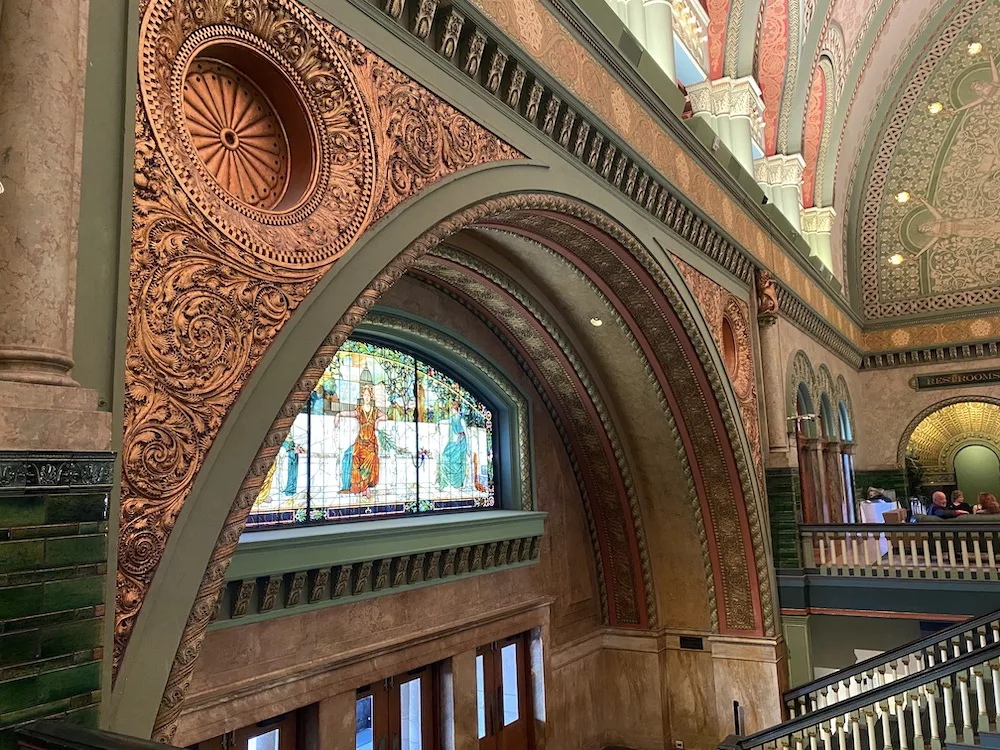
[{"left": 118, "top": 0, "right": 521, "bottom": 680}]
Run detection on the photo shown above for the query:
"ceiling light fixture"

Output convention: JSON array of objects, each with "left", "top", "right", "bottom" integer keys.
[
  {"left": 928, "top": 101, "right": 944, "bottom": 114},
  {"left": 969, "top": 41, "right": 984, "bottom": 55},
  {"left": 889, "top": 253, "right": 905, "bottom": 266},
  {"left": 590, "top": 317, "right": 604, "bottom": 327},
  {"left": 896, "top": 191, "right": 911, "bottom": 204}
]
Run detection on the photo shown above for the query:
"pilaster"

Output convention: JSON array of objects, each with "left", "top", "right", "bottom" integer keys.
[
  {"left": 687, "top": 76, "right": 765, "bottom": 174},
  {"left": 754, "top": 154, "right": 804, "bottom": 231},
  {"left": 800, "top": 206, "right": 837, "bottom": 273}
]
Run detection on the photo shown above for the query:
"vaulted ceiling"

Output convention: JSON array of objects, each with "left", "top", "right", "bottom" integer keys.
[{"left": 715, "top": 0, "right": 997, "bottom": 324}]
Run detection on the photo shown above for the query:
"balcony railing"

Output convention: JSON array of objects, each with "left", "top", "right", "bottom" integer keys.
[
  {"left": 784, "top": 608, "right": 1000, "bottom": 718},
  {"left": 721, "top": 639, "right": 1000, "bottom": 750},
  {"left": 800, "top": 523, "right": 1000, "bottom": 580}
]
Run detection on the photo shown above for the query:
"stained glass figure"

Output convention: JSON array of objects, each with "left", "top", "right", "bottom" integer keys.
[{"left": 247, "top": 339, "right": 496, "bottom": 527}]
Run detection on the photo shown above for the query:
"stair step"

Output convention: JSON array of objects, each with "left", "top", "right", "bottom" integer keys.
[
  {"left": 981, "top": 732, "right": 1000, "bottom": 749},
  {"left": 945, "top": 744, "right": 979, "bottom": 750}
]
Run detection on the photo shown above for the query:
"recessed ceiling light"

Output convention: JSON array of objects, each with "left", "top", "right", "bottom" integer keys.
[
  {"left": 928, "top": 101, "right": 944, "bottom": 114},
  {"left": 590, "top": 317, "right": 603, "bottom": 327},
  {"left": 889, "top": 253, "right": 905, "bottom": 266},
  {"left": 969, "top": 41, "right": 983, "bottom": 55},
  {"left": 896, "top": 191, "right": 910, "bottom": 204}
]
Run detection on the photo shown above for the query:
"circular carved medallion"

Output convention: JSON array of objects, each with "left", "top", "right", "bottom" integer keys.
[
  {"left": 139, "top": 2, "right": 377, "bottom": 269},
  {"left": 183, "top": 59, "right": 290, "bottom": 210}
]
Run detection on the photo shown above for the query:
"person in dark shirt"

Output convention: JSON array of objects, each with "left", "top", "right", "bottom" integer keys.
[
  {"left": 950, "top": 490, "right": 974, "bottom": 514},
  {"left": 929, "top": 491, "right": 968, "bottom": 518}
]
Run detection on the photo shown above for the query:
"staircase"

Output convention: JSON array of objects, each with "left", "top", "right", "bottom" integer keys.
[{"left": 722, "top": 609, "right": 1000, "bottom": 750}]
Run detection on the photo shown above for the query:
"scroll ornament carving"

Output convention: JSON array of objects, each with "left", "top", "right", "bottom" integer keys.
[{"left": 118, "top": 0, "right": 520, "bottom": 677}]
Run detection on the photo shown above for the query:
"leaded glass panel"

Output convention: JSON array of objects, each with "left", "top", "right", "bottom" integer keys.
[{"left": 248, "top": 338, "right": 496, "bottom": 528}]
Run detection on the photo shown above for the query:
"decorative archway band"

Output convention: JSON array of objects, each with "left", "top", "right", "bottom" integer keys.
[{"left": 118, "top": 0, "right": 772, "bottom": 739}]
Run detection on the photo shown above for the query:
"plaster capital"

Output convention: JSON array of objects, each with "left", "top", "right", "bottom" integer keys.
[
  {"left": 754, "top": 153, "right": 803, "bottom": 187},
  {"left": 800, "top": 205, "right": 837, "bottom": 234}
]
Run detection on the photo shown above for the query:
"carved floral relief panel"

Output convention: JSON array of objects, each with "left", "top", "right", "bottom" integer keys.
[
  {"left": 119, "top": 0, "right": 520, "bottom": 675},
  {"left": 672, "top": 257, "right": 764, "bottom": 486}
]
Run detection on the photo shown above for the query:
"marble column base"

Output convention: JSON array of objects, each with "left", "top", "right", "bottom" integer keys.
[{"left": 0, "top": 381, "right": 111, "bottom": 451}]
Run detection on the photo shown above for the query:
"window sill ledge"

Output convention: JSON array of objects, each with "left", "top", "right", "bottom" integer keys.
[{"left": 211, "top": 511, "right": 547, "bottom": 629}]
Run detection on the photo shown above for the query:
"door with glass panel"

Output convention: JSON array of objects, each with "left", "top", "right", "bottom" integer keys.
[
  {"left": 477, "top": 633, "right": 532, "bottom": 750},
  {"left": 195, "top": 714, "right": 297, "bottom": 750},
  {"left": 356, "top": 666, "right": 437, "bottom": 750}
]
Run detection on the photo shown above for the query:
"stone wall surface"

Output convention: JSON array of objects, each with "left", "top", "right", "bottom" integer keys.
[{"left": 856, "top": 358, "right": 1000, "bottom": 469}]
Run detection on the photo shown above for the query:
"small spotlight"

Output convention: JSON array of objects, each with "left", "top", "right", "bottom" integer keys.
[
  {"left": 969, "top": 41, "right": 983, "bottom": 55},
  {"left": 928, "top": 101, "right": 944, "bottom": 114},
  {"left": 590, "top": 317, "right": 603, "bottom": 327},
  {"left": 889, "top": 254, "right": 905, "bottom": 266},
  {"left": 896, "top": 191, "right": 910, "bottom": 204}
]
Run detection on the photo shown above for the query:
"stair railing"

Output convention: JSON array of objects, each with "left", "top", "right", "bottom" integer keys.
[
  {"left": 722, "top": 640, "right": 1000, "bottom": 750},
  {"left": 784, "top": 608, "right": 1000, "bottom": 717}
]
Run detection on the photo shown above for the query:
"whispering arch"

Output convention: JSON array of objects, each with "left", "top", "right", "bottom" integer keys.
[
  {"left": 128, "top": 185, "right": 772, "bottom": 742},
  {"left": 896, "top": 397, "right": 1000, "bottom": 468}
]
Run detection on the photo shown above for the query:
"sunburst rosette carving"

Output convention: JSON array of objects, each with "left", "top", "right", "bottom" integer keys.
[{"left": 139, "top": 1, "right": 376, "bottom": 270}]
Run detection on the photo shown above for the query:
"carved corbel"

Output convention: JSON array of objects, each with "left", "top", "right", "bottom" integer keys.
[{"left": 756, "top": 268, "right": 779, "bottom": 325}]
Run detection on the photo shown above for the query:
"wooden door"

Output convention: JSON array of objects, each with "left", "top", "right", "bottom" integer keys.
[
  {"left": 477, "top": 633, "right": 533, "bottom": 750},
  {"left": 357, "top": 667, "right": 438, "bottom": 750}
]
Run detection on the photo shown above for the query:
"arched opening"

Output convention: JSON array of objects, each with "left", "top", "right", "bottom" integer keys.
[
  {"left": 901, "top": 400, "right": 1000, "bottom": 502},
  {"left": 838, "top": 401, "right": 856, "bottom": 522},
  {"left": 113, "top": 177, "right": 775, "bottom": 745},
  {"left": 954, "top": 444, "right": 1000, "bottom": 504},
  {"left": 795, "top": 382, "right": 822, "bottom": 524}
]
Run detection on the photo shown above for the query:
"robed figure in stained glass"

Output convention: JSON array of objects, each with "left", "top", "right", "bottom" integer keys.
[
  {"left": 438, "top": 401, "right": 468, "bottom": 488},
  {"left": 341, "top": 381, "right": 383, "bottom": 496}
]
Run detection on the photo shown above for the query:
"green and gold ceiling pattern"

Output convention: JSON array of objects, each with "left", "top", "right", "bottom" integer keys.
[{"left": 860, "top": 0, "right": 1000, "bottom": 320}]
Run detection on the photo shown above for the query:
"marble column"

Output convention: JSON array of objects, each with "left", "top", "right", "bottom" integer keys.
[
  {"left": 642, "top": 0, "right": 676, "bottom": 83},
  {"left": 626, "top": 0, "right": 648, "bottom": 46},
  {"left": 686, "top": 77, "right": 765, "bottom": 175},
  {"left": 823, "top": 439, "right": 846, "bottom": 524},
  {"left": 840, "top": 441, "right": 857, "bottom": 522},
  {"left": 754, "top": 154, "right": 804, "bottom": 231},
  {"left": 800, "top": 206, "right": 837, "bottom": 273},
  {"left": 0, "top": 0, "right": 88, "bottom": 386},
  {"left": 806, "top": 438, "right": 827, "bottom": 524},
  {"left": 318, "top": 691, "right": 359, "bottom": 750},
  {"left": 0, "top": 0, "right": 110, "bottom": 453},
  {"left": 758, "top": 321, "right": 789, "bottom": 457}
]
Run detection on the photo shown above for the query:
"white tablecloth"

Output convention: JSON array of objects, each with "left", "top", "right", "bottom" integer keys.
[{"left": 859, "top": 500, "right": 898, "bottom": 524}]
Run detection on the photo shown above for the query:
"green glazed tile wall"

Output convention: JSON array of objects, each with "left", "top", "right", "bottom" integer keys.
[
  {"left": 855, "top": 470, "right": 908, "bottom": 505},
  {"left": 0, "top": 492, "right": 107, "bottom": 750},
  {"left": 767, "top": 467, "right": 802, "bottom": 569}
]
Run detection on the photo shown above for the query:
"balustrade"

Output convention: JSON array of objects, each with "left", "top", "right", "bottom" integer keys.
[
  {"left": 800, "top": 523, "right": 1000, "bottom": 581},
  {"left": 722, "top": 640, "right": 1000, "bottom": 750}
]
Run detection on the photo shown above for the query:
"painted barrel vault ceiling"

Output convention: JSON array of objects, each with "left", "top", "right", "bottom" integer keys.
[{"left": 721, "top": 0, "right": 1000, "bottom": 325}]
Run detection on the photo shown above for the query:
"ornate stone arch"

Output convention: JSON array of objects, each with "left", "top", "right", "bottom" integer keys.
[
  {"left": 815, "top": 363, "right": 837, "bottom": 437},
  {"left": 896, "top": 396, "right": 1000, "bottom": 467},
  {"left": 787, "top": 349, "right": 817, "bottom": 422},
  {"left": 834, "top": 373, "right": 855, "bottom": 441}
]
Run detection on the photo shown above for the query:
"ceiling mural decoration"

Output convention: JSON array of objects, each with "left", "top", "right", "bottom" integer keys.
[
  {"left": 715, "top": 0, "right": 1000, "bottom": 330},
  {"left": 857, "top": 0, "right": 998, "bottom": 320}
]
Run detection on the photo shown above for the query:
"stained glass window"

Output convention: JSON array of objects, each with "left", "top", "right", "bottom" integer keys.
[{"left": 247, "top": 338, "right": 497, "bottom": 527}]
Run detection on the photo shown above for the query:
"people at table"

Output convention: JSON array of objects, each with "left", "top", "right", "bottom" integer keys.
[
  {"left": 929, "top": 491, "right": 969, "bottom": 518},
  {"left": 975, "top": 492, "right": 1000, "bottom": 515},
  {"left": 950, "top": 490, "right": 974, "bottom": 514}
]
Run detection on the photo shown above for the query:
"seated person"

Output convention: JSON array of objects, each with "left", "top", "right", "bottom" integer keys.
[
  {"left": 928, "top": 490, "right": 968, "bottom": 518},
  {"left": 950, "top": 489, "right": 974, "bottom": 514},
  {"left": 975, "top": 492, "right": 1000, "bottom": 515}
]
